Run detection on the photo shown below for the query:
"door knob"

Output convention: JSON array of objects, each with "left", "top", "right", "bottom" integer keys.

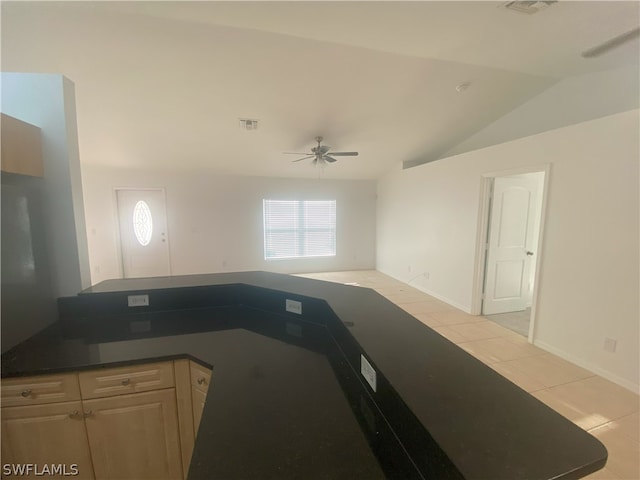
[{"left": 526, "top": 251, "right": 534, "bottom": 256}]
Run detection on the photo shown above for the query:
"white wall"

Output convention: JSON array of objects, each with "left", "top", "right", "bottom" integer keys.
[
  {"left": 1, "top": 73, "right": 90, "bottom": 296},
  {"left": 442, "top": 66, "right": 639, "bottom": 160},
  {"left": 82, "top": 166, "right": 376, "bottom": 284},
  {"left": 377, "top": 110, "right": 639, "bottom": 392}
]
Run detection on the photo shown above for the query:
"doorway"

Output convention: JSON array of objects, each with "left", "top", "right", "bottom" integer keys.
[
  {"left": 116, "top": 188, "right": 171, "bottom": 279},
  {"left": 473, "top": 167, "right": 549, "bottom": 341}
]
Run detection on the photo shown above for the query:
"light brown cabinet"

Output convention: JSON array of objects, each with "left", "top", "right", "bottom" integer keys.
[
  {"left": 1, "top": 400, "right": 95, "bottom": 479},
  {"left": 191, "top": 388, "right": 207, "bottom": 434},
  {"left": 0, "top": 372, "right": 81, "bottom": 407},
  {"left": 1, "top": 113, "right": 43, "bottom": 177},
  {"left": 78, "top": 361, "right": 175, "bottom": 400},
  {"left": 190, "top": 362, "right": 212, "bottom": 434},
  {"left": 0, "top": 360, "right": 198, "bottom": 480},
  {"left": 83, "top": 389, "right": 182, "bottom": 480},
  {"left": 172, "top": 360, "right": 213, "bottom": 478}
]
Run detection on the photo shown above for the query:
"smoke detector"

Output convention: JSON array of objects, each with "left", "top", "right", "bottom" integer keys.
[
  {"left": 501, "top": 1, "right": 556, "bottom": 15},
  {"left": 239, "top": 118, "right": 259, "bottom": 130}
]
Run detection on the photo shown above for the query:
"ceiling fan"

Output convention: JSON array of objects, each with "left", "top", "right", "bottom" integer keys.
[{"left": 285, "top": 136, "right": 358, "bottom": 165}]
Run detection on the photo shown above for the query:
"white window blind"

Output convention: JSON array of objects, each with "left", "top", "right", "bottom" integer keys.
[{"left": 263, "top": 200, "right": 336, "bottom": 260}]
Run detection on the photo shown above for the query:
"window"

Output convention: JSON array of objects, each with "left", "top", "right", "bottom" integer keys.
[
  {"left": 263, "top": 200, "right": 336, "bottom": 260},
  {"left": 133, "top": 200, "right": 153, "bottom": 246}
]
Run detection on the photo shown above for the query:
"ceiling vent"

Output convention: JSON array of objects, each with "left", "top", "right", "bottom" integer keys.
[
  {"left": 501, "top": 1, "right": 556, "bottom": 15},
  {"left": 239, "top": 118, "right": 259, "bottom": 130}
]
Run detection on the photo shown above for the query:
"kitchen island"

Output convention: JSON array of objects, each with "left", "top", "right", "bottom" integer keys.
[{"left": 1, "top": 271, "right": 607, "bottom": 479}]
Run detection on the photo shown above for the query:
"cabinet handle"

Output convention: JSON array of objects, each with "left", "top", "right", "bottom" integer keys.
[
  {"left": 121, "top": 378, "right": 131, "bottom": 386},
  {"left": 83, "top": 411, "right": 93, "bottom": 418},
  {"left": 69, "top": 410, "right": 81, "bottom": 419},
  {"left": 20, "top": 389, "right": 32, "bottom": 398},
  {"left": 197, "top": 377, "right": 207, "bottom": 385}
]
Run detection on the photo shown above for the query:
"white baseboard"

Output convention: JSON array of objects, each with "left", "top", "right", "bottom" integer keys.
[
  {"left": 411, "top": 283, "right": 472, "bottom": 313},
  {"left": 377, "top": 269, "right": 472, "bottom": 314},
  {"left": 534, "top": 340, "right": 640, "bottom": 395},
  {"left": 375, "top": 270, "right": 639, "bottom": 395}
]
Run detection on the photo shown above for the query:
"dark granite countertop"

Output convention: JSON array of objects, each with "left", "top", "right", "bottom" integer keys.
[{"left": 1, "top": 271, "right": 607, "bottom": 480}]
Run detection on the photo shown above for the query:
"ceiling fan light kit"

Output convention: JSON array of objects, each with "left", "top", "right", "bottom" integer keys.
[{"left": 285, "top": 136, "right": 359, "bottom": 166}]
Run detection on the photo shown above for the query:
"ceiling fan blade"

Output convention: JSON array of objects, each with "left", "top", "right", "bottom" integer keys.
[
  {"left": 328, "top": 151, "right": 358, "bottom": 156},
  {"left": 323, "top": 156, "right": 337, "bottom": 163},
  {"left": 292, "top": 155, "right": 315, "bottom": 162},
  {"left": 284, "top": 152, "right": 312, "bottom": 155}
]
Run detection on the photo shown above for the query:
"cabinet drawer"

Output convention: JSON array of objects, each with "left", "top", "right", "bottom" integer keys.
[
  {"left": 79, "top": 362, "right": 175, "bottom": 400},
  {"left": 1, "top": 373, "right": 80, "bottom": 407},
  {"left": 189, "top": 362, "right": 212, "bottom": 394}
]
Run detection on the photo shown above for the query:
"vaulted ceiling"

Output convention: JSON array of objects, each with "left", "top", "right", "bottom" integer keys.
[{"left": 2, "top": 1, "right": 639, "bottom": 179}]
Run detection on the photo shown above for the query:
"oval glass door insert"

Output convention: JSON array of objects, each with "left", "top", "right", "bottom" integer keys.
[{"left": 133, "top": 200, "right": 153, "bottom": 246}]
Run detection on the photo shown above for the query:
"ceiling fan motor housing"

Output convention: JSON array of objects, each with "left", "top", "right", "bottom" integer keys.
[{"left": 285, "top": 136, "right": 359, "bottom": 164}]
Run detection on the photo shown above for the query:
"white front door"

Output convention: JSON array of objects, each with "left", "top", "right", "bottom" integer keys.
[
  {"left": 482, "top": 175, "right": 541, "bottom": 315},
  {"left": 116, "top": 189, "right": 170, "bottom": 279}
]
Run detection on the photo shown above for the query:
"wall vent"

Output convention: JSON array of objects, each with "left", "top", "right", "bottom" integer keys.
[
  {"left": 501, "top": 1, "right": 556, "bottom": 15},
  {"left": 239, "top": 118, "right": 259, "bottom": 130}
]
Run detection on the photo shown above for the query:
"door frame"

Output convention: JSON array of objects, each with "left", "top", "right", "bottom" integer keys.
[
  {"left": 470, "top": 164, "right": 551, "bottom": 343},
  {"left": 113, "top": 187, "right": 171, "bottom": 279}
]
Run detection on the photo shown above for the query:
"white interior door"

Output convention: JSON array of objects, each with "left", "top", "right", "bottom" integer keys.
[
  {"left": 116, "top": 189, "right": 170, "bottom": 279},
  {"left": 483, "top": 175, "right": 540, "bottom": 315}
]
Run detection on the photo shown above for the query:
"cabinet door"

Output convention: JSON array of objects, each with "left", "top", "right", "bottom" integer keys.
[
  {"left": 189, "top": 361, "right": 211, "bottom": 435},
  {"left": 1, "top": 401, "right": 95, "bottom": 479},
  {"left": 173, "top": 360, "right": 194, "bottom": 480},
  {"left": 191, "top": 387, "right": 207, "bottom": 434},
  {"left": 83, "top": 389, "right": 183, "bottom": 480}
]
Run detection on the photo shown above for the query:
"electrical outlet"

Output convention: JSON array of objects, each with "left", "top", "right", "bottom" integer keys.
[
  {"left": 424, "top": 272, "right": 430, "bottom": 280},
  {"left": 360, "top": 355, "right": 377, "bottom": 392},
  {"left": 603, "top": 337, "right": 617, "bottom": 353},
  {"left": 127, "top": 294, "right": 149, "bottom": 307},
  {"left": 285, "top": 299, "right": 302, "bottom": 315}
]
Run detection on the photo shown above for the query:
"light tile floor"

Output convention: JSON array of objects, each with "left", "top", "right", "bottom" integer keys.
[
  {"left": 483, "top": 308, "right": 531, "bottom": 337},
  {"left": 297, "top": 270, "right": 640, "bottom": 480}
]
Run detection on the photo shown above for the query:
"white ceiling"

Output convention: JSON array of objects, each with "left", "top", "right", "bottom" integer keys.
[
  {"left": 85, "top": 1, "right": 640, "bottom": 77},
  {"left": 2, "top": 1, "right": 639, "bottom": 179}
]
